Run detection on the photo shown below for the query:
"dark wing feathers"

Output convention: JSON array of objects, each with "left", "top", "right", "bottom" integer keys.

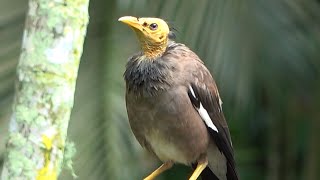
[
  {"left": 166, "top": 42, "right": 238, "bottom": 179},
  {"left": 188, "top": 82, "right": 238, "bottom": 180}
]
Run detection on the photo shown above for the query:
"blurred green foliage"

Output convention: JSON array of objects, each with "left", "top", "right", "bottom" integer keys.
[{"left": 0, "top": 0, "right": 320, "bottom": 180}]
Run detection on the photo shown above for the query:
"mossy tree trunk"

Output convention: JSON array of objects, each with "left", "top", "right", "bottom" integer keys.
[{"left": 1, "top": 0, "right": 89, "bottom": 179}]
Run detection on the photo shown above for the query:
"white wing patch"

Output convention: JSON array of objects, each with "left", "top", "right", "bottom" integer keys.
[
  {"left": 189, "top": 86, "right": 219, "bottom": 132},
  {"left": 198, "top": 103, "right": 219, "bottom": 132},
  {"left": 189, "top": 86, "right": 196, "bottom": 99}
]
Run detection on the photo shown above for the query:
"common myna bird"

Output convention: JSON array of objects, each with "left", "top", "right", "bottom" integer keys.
[{"left": 119, "top": 16, "right": 239, "bottom": 180}]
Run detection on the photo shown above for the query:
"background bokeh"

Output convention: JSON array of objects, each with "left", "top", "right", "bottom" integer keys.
[{"left": 1, "top": 0, "right": 320, "bottom": 179}]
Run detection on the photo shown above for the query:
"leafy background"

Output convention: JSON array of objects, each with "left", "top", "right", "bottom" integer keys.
[{"left": 1, "top": 0, "right": 320, "bottom": 179}]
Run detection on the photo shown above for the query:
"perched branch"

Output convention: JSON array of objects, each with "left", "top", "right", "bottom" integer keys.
[{"left": 1, "top": 0, "right": 89, "bottom": 179}]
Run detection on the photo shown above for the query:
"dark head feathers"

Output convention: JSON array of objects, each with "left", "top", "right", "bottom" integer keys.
[
  {"left": 169, "top": 28, "right": 177, "bottom": 40},
  {"left": 162, "top": 19, "right": 178, "bottom": 40}
]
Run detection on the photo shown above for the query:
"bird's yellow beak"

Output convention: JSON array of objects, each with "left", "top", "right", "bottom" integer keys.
[{"left": 118, "top": 16, "right": 142, "bottom": 30}]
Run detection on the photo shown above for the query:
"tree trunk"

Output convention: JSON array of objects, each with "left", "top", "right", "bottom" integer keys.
[{"left": 1, "top": 0, "right": 89, "bottom": 179}]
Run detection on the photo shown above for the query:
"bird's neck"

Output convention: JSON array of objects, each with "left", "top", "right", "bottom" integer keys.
[
  {"left": 140, "top": 39, "right": 168, "bottom": 59},
  {"left": 124, "top": 54, "right": 173, "bottom": 96}
]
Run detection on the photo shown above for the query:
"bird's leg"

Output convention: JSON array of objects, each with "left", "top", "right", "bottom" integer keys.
[
  {"left": 189, "top": 160, "right": 208, "bottom": 180},
  {"left": 143, "top": 161, "right": 174, "bottom": 180}
]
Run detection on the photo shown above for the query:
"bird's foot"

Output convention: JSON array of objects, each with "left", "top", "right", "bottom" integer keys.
[
  {"left": 189, "top": 160, "right": 208, "bottom": 180},
  {"left": 143, "top": 161, "right": 174, "bottom": 180}
]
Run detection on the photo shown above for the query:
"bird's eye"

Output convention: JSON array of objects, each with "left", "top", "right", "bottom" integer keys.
[{"left": 149, "top": 23, "right": 158, "bottom": 30}]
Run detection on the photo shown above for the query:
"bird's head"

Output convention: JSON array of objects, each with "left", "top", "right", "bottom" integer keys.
[{"left": 118, "top": 16, "right": 170, "bottom": 59}]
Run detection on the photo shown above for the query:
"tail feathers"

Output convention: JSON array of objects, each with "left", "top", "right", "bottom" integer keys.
[{"left": 227, "top": 162, "right": 239, "bottom": 180}]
